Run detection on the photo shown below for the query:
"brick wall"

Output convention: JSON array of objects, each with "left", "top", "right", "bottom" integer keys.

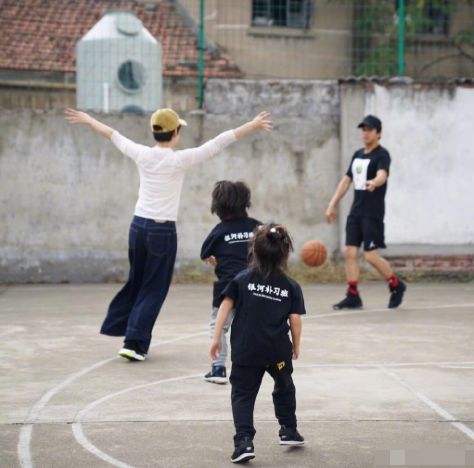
[{"left": 390, "top": 256, "right": 474, "bottom": 273}]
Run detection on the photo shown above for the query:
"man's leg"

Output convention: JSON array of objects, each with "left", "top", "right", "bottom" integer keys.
[
  {"left": 362, "top": 218, "right": 406, "bottom": 308},
  {"left": 363, "top": 249, "right": 392, "bottom": 277},
  {"left": 333, "top": 245, "right": 363, "bottom": 309},
  {"left": 345, "top": 245, "right": 360, "bottom": 282},
  {"left": 334, "top": 216, "right": 364, "bottom": 309}
]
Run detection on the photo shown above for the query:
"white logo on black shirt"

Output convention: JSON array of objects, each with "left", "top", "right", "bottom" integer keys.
[
  {"left": 224, "top": 232, "right": 254, "bottom": 244},
  {"left": 248, "top": 282, "right": 289, "bottom": 302},
  {"left": 352, "top": 158, "right": 371, "bottom": 191}
]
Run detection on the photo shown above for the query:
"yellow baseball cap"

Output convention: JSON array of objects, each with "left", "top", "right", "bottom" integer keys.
[{"left": 150, "top": 108, "right": 187, "bottom": 132}]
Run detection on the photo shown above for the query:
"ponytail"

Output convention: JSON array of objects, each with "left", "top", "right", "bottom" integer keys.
[{"left": 249, "top": 223, "right": 293, "bottom": 279}]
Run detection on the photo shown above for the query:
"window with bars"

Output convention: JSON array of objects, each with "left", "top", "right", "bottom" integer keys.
[
  {"left": 421, "top": 0, "right": 450, "bottom": 35},
  {"left": 397, "top": 0, "right": 451, "bottom": 36},
  {"left": 252, "top": 0, "right": 312, "bottom": 29}
]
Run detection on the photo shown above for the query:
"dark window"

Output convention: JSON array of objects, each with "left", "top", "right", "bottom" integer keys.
[
  {"left": 252, "top": 0, "right": 312, "bottom": 29},
  {"left": 422, "top": 0, "right": 449, "bottom": 35},
  {"left": 397, "top": 0, "right": 450, "bottom": 35},
  {"left": 118, "top": 60, "right": 145, "bottom": 91}
]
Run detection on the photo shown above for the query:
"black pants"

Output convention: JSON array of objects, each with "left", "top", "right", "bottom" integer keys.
[
  {"left": 230, "top": 360, "right": 297, "bottom": 443},
  {"left": 100, "top": 216, "right": 177, "bottom": 353}
]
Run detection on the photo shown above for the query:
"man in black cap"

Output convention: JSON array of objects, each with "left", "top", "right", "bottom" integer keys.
[{"left": 325, "top": 115, "right": 406, "bottom": 309}]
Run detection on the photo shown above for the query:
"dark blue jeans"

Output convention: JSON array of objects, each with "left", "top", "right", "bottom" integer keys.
[{"left": 100, "top": 216, "right": 177, "bottom": 353}]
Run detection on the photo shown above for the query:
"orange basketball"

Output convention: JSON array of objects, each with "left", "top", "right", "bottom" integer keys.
[{"left": 300, "top": 240, "right": 327, "bottom": 267}]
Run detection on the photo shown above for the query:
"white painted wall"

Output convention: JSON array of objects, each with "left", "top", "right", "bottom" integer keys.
[{"left": 367, "top": 85, "right": 474, "bottom": 247}]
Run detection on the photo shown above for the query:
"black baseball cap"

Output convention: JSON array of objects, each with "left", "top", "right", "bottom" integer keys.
[{"left": 357, "top": 115, "right": 382, "bottom": 132}]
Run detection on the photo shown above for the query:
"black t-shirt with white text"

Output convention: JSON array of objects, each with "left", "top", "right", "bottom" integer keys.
[
  {"left": 346, "top": 145, "right": 391, "bottom": 219},
  {"left": 200, "top": 217, "right": 260, "bottom": 307},
  {"left": 221, "top": 269, "right": 306, "bottom": 366}
]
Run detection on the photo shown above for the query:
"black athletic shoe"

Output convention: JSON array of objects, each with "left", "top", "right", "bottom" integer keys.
[
  {"left": 279, "top": 426, "right": 305, "bottom": 446},
  {"left": 388, "top": 280, "right": 406, "bottom": 309},
  {"left": 333, "top": 292, "right": 363, "bottom": 310},
  {"left": 204, "top": 365, "right": 228, "bottom": 384},
  {"left": 231, "top": 437, "right": 255, "bottom": 463}
]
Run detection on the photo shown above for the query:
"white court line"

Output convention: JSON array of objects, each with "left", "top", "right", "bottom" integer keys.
[
  {"left": 72, "top": 374, "right": 201, "bottom": 468},
  {"left": 441, "top": 365, "right": 474, "bottom": 369},
  {"left": 379, "top": 365, "right": 474, "bottom": 442},
  {"left": 17, "top": 301, "right": 474, "bottom": 466},
  {"left": 73, "top": 363, "right": 474, "bottom": 468},
  {"left": 17, "top": 331, "right": 207, "bottom": 468}
]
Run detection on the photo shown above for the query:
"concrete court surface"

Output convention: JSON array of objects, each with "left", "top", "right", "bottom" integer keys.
[{"left": 1, "top": 282, "right": 474, "bottom": 468}]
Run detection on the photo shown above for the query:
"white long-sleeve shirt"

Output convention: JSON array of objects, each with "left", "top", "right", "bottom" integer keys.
[{"left": 111, "top": 129, "right": 237, "bottom": 221}]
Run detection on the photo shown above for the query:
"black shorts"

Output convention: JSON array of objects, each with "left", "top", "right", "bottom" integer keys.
[{"left": 345, "top": 215, "right": 386, "bottom": 251}]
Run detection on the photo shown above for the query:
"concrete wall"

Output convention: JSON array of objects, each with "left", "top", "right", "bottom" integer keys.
[
  {"left": 0, "top": 78, "right": 198, "bottom": 113},
  {"left": 1, "top": 79, "right": 473, "bottom": 283},
  {"left": 0, "top": 80, "right": 340, "bottom": 282},
  {"left": 340, "top": 82, "right": 474, "bottom": 256}
]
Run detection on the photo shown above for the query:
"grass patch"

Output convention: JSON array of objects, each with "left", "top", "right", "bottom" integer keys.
[{"left": 172, "top": 260, "right": 474, "bottom": 284}]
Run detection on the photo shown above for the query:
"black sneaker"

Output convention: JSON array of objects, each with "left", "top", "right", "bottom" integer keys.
[
  {"left": 279, "top": 426, "right": 305, "bottom": 446},
  {"left": 231, "top": 437, "right": 255, "bottom": 463},
  {"left": 388, "top": 280, "right": 406, "bottom": 309},
  {"left": 333, "top": 292, "right": 363, "bottom": 310},
  {"left": 204, "top": 365, "right": 228, "bottom": 384}
]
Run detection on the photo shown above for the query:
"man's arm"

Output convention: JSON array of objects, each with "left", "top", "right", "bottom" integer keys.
[
  {"left": 326, "top": 175, "right": 352, "bottom": 224},
  {"left": 209, "top": 297, "right": 234, "bottom": 360},
  {"left": 289, "top": 314, "right": 302, "bottom": 360},
  {"left": 65, "top": 109, "right": 114, "bottom": 140},
  {"left": 366, "top": 169, "right": 388, "bottom": 192}
]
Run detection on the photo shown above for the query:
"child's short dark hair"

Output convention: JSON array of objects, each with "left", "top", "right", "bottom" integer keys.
[
  {"left": 153, "top": 125, "right": 181, "bottom": 142},
  {"left": 249, "top": 223, "right": 294, "bottom": 279},
  {"left": 211, "top": 180, "right": 251, "bottom": 221}
]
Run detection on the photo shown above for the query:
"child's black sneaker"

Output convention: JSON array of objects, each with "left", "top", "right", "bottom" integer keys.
[
  {"left": 231, "top": 437, "right": 255, "bottom": 463},
  {"left": 388, "top": 280, "right": 406, "bottom": 309},
  {"left": 333, "top": 292, "right": 363, "bottom": 310},
  {"left": 279, "top": 426, "right": 305, "bottom": 446},
  {"left": 204, "top": 365, "right": 228, "bottom": 384}
]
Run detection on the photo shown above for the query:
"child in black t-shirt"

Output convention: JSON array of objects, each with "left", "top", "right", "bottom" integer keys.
[
  {"left": 210, "top": 223, "right": 306, "bottom": 464},
  {"left": 201, "top": 181, "right": 260, "bottom": 384}
]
